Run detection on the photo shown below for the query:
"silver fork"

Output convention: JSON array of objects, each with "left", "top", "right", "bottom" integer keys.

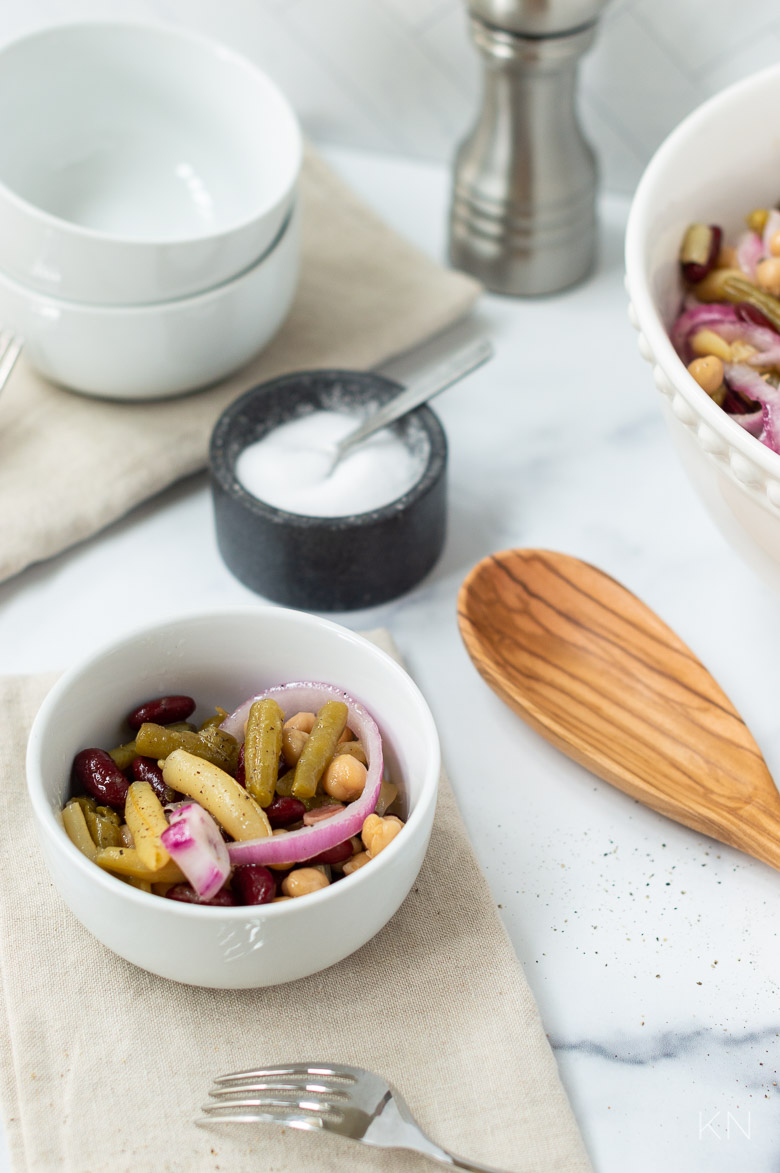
[
  {"left": 199, "top": 1062, "right": 510, "bottom": 1172},
  {"left": 0, "top": 330, "right": 22, "bottom": 394}
]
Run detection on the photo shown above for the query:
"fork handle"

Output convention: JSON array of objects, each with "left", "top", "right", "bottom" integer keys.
[
  {"left": 417, "top": 1152, "right": 508, "bottom": 1173},
  {"left": 435, "top": 1155, "right": 509, "bottom": 1173},
  {"left": 416, "top": 1141, "right": 509, "bottom": 1173}
]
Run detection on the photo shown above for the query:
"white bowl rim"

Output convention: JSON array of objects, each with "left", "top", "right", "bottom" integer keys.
[
  {"left": 625, "top": 61, "right": 780, "bottom": 478},
  {"left": 0, "top": 19, "right": 303, "bottom": 249},
  {"left": 0, "top": 199, "right": 297, "bottom": 314},
  {"left": 25, "top": 604, "right": 441, "bottom": 921}
]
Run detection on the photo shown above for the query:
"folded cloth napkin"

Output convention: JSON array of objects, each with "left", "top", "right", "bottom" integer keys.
[
  {"left": 0, "top": 631, "right": 592, "bottom": 1173},
  {"left": 0, "top": 149, "right": 481, "bottom": 586}
]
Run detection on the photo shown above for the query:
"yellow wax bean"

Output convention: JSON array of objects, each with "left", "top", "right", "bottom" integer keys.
[
  {"left": 124, "top": 780, "right": 170, "bottom": 871},
  {"left": 95, "top": 847, "right": 185, "bottom": 883},
  {"left": 162, "top": 749, "right": 271, "bottom": 841},
  {"left": 62, "top": 801, "right": 97, "bottom": 861}
]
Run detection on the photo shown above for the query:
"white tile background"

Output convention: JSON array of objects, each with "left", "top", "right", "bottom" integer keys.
[{"left": 0, "top": 0, "right": 778, "bottom": 195}]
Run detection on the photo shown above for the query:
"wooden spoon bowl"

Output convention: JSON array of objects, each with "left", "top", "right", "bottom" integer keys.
[{"left": 457, "top": 547, "right": 780, "bottom": 871}]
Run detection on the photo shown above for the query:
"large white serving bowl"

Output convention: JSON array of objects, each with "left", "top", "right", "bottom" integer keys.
[
  {"left": 25, "top": 607, "right": 440, "bottom": 989},
  {"left": 0, "top": 22, "right": 302, "bottom": 305},
  {"left": 625, "top": 66, "right": 780, "bottom": 593},
  {"left": 0, "top": 201, "right": 299, "bottom": 400}
]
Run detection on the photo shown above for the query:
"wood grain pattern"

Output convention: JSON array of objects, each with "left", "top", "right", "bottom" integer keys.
[{"left": 457, "top": 548, "right": 780, "bottom": 872}]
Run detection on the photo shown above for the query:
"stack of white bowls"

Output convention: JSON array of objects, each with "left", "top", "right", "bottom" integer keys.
[{"left": 0, "top": 22, "right": 302, "bottom": 399}]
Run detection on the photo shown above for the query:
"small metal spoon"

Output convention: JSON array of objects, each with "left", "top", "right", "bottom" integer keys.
[{"left": 328, "top": 336, "right": 493, "bottom": 472}]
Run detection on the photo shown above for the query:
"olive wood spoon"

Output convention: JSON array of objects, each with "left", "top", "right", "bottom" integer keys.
[{"left": 457, "top": 547, "right": 780, "bottom": 871}]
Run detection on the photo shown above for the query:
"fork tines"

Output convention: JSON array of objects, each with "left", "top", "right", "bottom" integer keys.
[
  {"left": 200, "top": 1064, "right": 355, "bottom": 1129},
  {"left": 215, "top": 1064, "right": 358, "bottom": 1083}
]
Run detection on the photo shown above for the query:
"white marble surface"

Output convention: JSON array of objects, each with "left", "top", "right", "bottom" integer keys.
[{"left": 2, "top": 147, "right": 780, "bottom": 1172}]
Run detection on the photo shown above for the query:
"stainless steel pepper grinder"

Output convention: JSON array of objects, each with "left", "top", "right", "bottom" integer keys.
[{"left": 449, "top": 0, "right": 610, "bottom": 296}]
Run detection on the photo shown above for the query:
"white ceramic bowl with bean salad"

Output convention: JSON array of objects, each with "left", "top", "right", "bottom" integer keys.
[
  {"left": 626, "top": 64, "right": 780, "bottom": 593},
  {"left": 25, "top": 608, "right": 440, "bottom": 988}
]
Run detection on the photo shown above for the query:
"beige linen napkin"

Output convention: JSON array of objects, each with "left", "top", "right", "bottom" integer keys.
[
  {"left": 0, "top": 150, "right": 480, "bottom": 585},
  {"left": 0, "top": 631, "right": 592, "bottom": 1173}
]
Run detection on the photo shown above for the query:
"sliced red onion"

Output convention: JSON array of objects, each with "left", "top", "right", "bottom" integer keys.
[
  {"left": 724, "top": 362, "right": 780, "bottom": 452},
  {"left": 736, "top": 230, "right": 764, "bottom": 278},
  {"left": 221, "top": 683, "right": 383, "bottom": 867},
  {"left": 746, "top": 345, "right": 780, "bottom": 368},
  {"left": 671, "top": 303, "right": 739, "bottom": 360},
  {"left": 713, "top": 320, "right": 780, "bottom": 349},
  {"left": 160, "top": 802, "right": 230, "bottom": 901},
  {"left": 729, "top": 409, "right": 764, "bottom": 437}
]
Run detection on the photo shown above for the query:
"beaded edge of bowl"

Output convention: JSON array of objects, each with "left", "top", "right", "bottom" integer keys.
[{"left": 626, "top": 281, "right": 780, "bottom": 511}]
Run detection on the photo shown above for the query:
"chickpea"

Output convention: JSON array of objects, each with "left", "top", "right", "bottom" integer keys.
[
  {"left": 281, "top": 867, "right": 330, "bottom": 897},
  {"left": 770, "top": 231, "right": 780, "bottom": 258},
  {"left": 322, "top": 755, "right": 367, "bottom": 802},
  {"left": 337, "top": 725, "right": 355, "bottom": 744},
  {"left": 282, "top": 726, "right": 308, "bottom": 766},
  {"left": 268, "top": 828, "right": 294, "bottom": 871},
  {"left": 362, "top": 814, "right": 404, "bottom": 858},
  {"left": 343, "top": 850, "right": 371, "bottom": 875},
  {"left": 687, "top": 355, "right": 724, "bottom": 397},
  {"left": 756, "top": 257, "right": 780, "bottom": 297},
  {"left": 273, "top": 896, "right": 293, "bottom": 902},
  {"left": 747, "top": 208, "right": 769, "bottom": 235},
  {"left": 284, "top": 711, "right": 316, "bottom": 734}
]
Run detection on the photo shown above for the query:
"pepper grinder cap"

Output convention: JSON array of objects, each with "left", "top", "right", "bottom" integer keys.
[{"left": 468, "top": 0, "right": 611, "bottom": 37}]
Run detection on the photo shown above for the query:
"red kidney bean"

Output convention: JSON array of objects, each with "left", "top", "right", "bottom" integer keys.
[
  {"left": 164, "top": 883, "right": 236, "bottom": 906},
  {"left": 680, "top": 224, "right": 722, "bottom": 285},
  {"left": 306, "top": 838, "right": 354, "bottom": 865},
  {"left": 723, "top": 387, "right": 761, "bottom": 414},
  {"left": 126, "top": 695, "right": 196, "bottom": 731},
  {"left": 130, "top": 756, "right": 178, "bottom": 804},
  {"left": 235, "top": 742, "right": 246, "bottom": 788},
  {"left": 265, "top": 795, "right": 306, "bottom": 828},
  {"left": 232, "top": 864, "right": 276, "bottom": 906},
  {"left": 73, "top": 748, "right": 130, "bottom": 809}
]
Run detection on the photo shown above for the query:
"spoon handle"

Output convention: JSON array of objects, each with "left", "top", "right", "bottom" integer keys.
[
  {"left": 0, "top": 330, "right": 23, "bottom": 395},
  {"left": 333, "top": 337, "right": 493, "bottom": 464}
]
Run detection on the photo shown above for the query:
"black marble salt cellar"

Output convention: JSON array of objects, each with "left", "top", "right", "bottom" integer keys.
[{"left": 209, "top": 370, "right": 447, "bottom": 611}]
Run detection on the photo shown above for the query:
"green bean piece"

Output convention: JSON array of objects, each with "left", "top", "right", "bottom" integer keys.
[
  {"left": 108, "top": 740, "right": 138, "bottom": 770},
  {"left": 301, "top": 793, "right": 337, "bottom": 812},
  {"left": 199, "top": 707, "right": 228, "bottom": 731},
  {"left": 84, "top": 806, "right": 123, "bottom": 849},
  {"left": 72, "top": 794, "right": 97, "bottom": 816},
  {"left": 723, "top": 275, "right": 780, "bottom": 332},
  {"left": 72, "top": 795, "right": 124, "bottom": 846},
  {"left": 134, "top": 722, "right": 237, "bottom": 772},
  {"left": 274, "top": 769, "right": 297, "bottom": 797},
  {"left": 244, "top": 698, "right": 284, "bottom": 807},
  {"left": 292, "top": 701, "right": 348, "bottom": 800},
  {"left": 198, "top": 725, "right": 240, "bottom": 775}
]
